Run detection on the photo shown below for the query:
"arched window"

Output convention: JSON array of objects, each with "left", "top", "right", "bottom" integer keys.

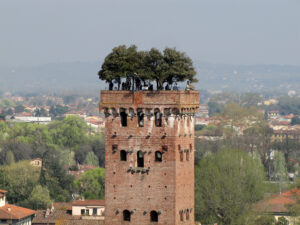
[
  {"left": 154, "top": 109, "right": 162, "bottom": 127},
  {"left": 179, "top": 145, "right": 183, "bottom": 162},
  {"left": 137, "top": 109, "right": 144, "bottom": 127},
  {"left": 186, "top": 209, "right": 190, "bottom": 220},
  {"left": 180, "top": 211, "right": 184, "bottom": 221},
  {"left": 150, "top": 210, "right": 158, "bottom": 222},
  {"left": 120, "top": 109, "right": 127, "bottom": 127},
  {"left": 186, "top": 151, "right": 190, "bottom": 161},
  {"left": 123, "top": 210, "right": 131, "bottom": 221},
  {"left": 137, "top": 151, "right": 144, "bottom": 167},
  {"left": 155, "top": 151, "right": 162, "bottom": 162},
  {"left": 120, "top": 150, "right": 127, "bottom": 161}
]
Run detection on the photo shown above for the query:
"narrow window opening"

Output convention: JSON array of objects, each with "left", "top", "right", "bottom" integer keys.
[
  {"left": 155, "top": 151, "right": 162, "bottom": 162},
  {"left": 81, "top": 209, "right": 85, "bottom": 215},
  {"left": 186, "top": 210, "right": 190, "bottom": 220},
  {"left": 179, "top": 145, "right": 183, "bottom": 162},
  {"left": 85, "top": 209, "right": 89, "bottom": 215},
  {"left": 190, "top": 144, "right": 193, "bottom": 152},
  {"left": 180, "top": 211, "right": 184, "bottom": 221},
  {"left": 112, "top": 144, "right": 118, "bottom": 153},
  {"left": 137, "top": 109, "right": 144, "bottom": 127},
  {"left": 162, "top": 146, "right": 168, "bottom": 152},
  {"left": 150, "top": 211, "right": 158, "bottom": 222},
  {"left": 120, "top": 109, "right": 127, "bottom": 127},
  {"left": 137, "top": 150, "right": 144, "bottom": 167},
  {"left": 120, "top": 150, "right": 127, "bottom": 161},
  {"left": 154, "top": 109, "right": 162, "bottom": 127},
  {"left": 186, "top": 151, "right": 190, "bottom": 161},
  {"left": 93, "top": 208, "right": 97, "bottom": 216},
  {"left": 123, "top": 210, "right": 131, "bottom": 221}
]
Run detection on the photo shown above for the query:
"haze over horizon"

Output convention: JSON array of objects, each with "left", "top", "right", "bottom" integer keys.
[{"left": 1, "top": 0, "right": 300, "bottom": 67}]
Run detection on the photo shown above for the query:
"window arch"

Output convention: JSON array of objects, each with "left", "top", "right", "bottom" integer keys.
[
  {"left": 155, "top": 151, "right": 162, "bottom": 162},
  {"left": 180, "top": 211, "right": 184, "bottom": 221},
  {"left": 186, "top": 150, "right": 190, "bottom": 161},
  {"left": 186, "top": 209, "right": 190, "bottom": 220},
  {"left": 137, "top": 109, "right": 144, "bottom": 127},
  {"left": 150, "top": 210, "right": 158, "bottom": 222},
  {"left": 120, "top": 108, "right": 127, "bottom": 127},
  {"left": 137, "top": 150, "right": 144, "bottom": 167},
  {"left": 123, "top": 210, "right": 131, "bottom": 221},
  {"left": 120, "top": 150, "right": 127, "bottom": 161},
  {"left": 154, "top": 109, "right": 162, "bottom": 127},
  {"left": 179, "top": 145, "right": 183, "bottom": 162}
]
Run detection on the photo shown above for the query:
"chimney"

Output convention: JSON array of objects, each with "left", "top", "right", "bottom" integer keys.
[{"left": 7, "top": 207, "right": 11, "bottom": 212}]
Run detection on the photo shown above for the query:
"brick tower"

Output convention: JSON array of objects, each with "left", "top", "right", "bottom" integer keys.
[{"left": 100, "top": 90, "right": 199, "bottom": 225}]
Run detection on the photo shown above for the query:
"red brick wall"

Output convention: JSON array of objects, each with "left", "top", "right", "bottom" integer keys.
[{"left": 101, "top": 91, "right": 199, "bottom": 225}]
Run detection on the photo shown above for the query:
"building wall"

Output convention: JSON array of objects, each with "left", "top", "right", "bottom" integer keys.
[
  {"left": 100, "top": 91, "right": 199, "bottom": 225},
  {"left": 72, "top": 206, "right": 105, "bottom": 216},
  {"left": 0, "top": 216, "right": 32, "bottom": 225}
]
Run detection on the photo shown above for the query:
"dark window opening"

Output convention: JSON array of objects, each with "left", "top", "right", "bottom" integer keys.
[
  {"left": 123, "top": 210, "right": 131, "bottom": 221},
  {"left": 137, "top": 110, "right": 144, "bottom": 127},
  {"left": 93, "top": 208, "right": 97, "bottom": 216},
  {"left": 179, "top": 145, "right": 183, "bottom": 162},
  {"left": 112, "top": 144, "right": 118, "bottom": 153},
  {"left": 190, "top": 144, "right": 193, "bottom": 152},
  {"left": 154, "top": 110, "right": 162, "bottom": 127},
  {"left": 155, "top": 151, "right": 162, "bottom": 162},
  {"left": 150, "top": 210, "right": 158, "bottom": 222},
  {"left": 180, "top": 212, "right": 184, "bottom": 221},
  {"left": 137, "top": 150, "right": 144, "bottom": 167},
  {"left": 186, "top": 151, "right": 190, "bottom": 161},
  {"left": 86, "top": 209, "right": 89, "bottom": 215},
  {"left": 120, "top": 150, "right": 127, "bottom": 161},
  {"left": 81, "top": 209, "right": 85, "bottom": 215},
  {"left": 120, "top": 110, "right": 127, "bottom": 127},
  {"left": 162, "top": 146, "right": 168, "bottom": 152},
  {"left": 186, "top": 210, "right": 190, "bottom": 220}
]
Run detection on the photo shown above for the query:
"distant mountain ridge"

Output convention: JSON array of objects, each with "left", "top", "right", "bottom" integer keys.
[{"left": 0, "top": 61, "right": 299, "bottom": 95}]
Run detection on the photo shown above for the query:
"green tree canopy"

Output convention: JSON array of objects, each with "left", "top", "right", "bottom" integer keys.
[
  {"left": 84, "top": 151, "right": 99, "bottom": 167},
  {"left": 195, "top": 149, "right": 266, "bottom": 225},
  {"left": 40, "top": 147, "right": 74, "bottom": 202},
  {"left": 49, "top": 116, "right": 88, "bottom": 149},
  {"left": 98, "top": 45, "right": 197, "bottom": 89},
  {"left": 22, "top": 185, "right": 52, "bottom": 210},
  {"left": 0, "top": 160, "right": 40, "bottom": 204},
  {"left": 73, "top": 167, "right": 105, "bottom": 199}
]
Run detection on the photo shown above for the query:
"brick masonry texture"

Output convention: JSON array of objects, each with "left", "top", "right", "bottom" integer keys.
[{"left": 100, "top": 91, "right": 199, "bottom": 225}]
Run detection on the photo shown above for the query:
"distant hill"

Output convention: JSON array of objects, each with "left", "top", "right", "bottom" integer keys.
[
  {"left": 194, "top": 62, "right": 300, "bottom": 94},
  {"left": 0, "top": 61, "right": 299, "bottom": 95}
]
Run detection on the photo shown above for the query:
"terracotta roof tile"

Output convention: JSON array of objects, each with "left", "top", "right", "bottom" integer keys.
[
  {"left": 53, "top": 202, "right": 72, "bottom": 211},
  {"left": 0, "top": 203, "right": 35, "bottom": 220},
  {"left": 72, "top": 199, "right": 105, "bottom": 206},
  {"left": 33, "top": 210, "right": 104, "bottom": 225},
  {"left": 0, "top": 189, "right": 7, "bottom": 194},
  {"left": 254, "top": 188, "right": 300, "bottom": 213}
]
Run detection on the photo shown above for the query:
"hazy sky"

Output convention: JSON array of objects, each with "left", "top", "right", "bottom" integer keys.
[{"left": 0, "top": 0, "right": 299, "bottom": 67}]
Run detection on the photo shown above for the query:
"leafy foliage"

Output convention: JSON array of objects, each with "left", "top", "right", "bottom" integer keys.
[
  {"left": 21, "top": 185, "right": 52, "bottom": 210},
  {"left": 195, "top": 149, "right": 266, "bottom": 225},
  {"left": 0, "top": 161, "right": 40, "bottom": 204},
  {"left": 84, "top": 151, "right": 99, "bottom": 167},
  {"left": 98, "top": 45, "right": 197, "bottom": 89},
  {"left": 40, "top": 147, "right": 74, "bottom": 202},
  {"left": 73, "top": 168, "right": 105, "bottom": 199}
]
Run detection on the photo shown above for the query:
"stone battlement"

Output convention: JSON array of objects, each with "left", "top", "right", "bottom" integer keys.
[{"left": 100, "top": 90, "right": 200, "bottom": 110}]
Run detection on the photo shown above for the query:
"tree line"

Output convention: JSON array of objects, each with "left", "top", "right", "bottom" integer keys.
[
  {"left": 98, "top": 45, "right": 197, "bottom": 90},
  {"left": 0, "top": 116, "right": 105, "bottom": 209}
]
